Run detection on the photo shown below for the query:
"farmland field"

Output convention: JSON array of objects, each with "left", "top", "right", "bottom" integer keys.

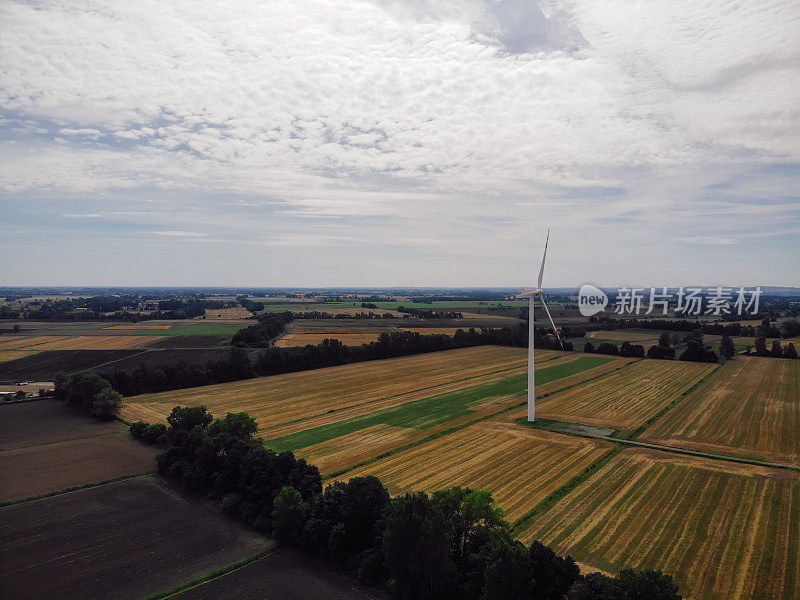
[
  {"left": 0, "top": 335, "right": 164, "bottom": 350},
  {"left": 0, "top": 477, "right": 269, "bottom": 600},
  {"left": 175, "top": 549, "right": 382, "bottom": 600},
  {"left": 122, "top": 346, "right": 536, "bottom": 427},
  {"left": 0, "top": 350, "right": 39, "bottom": 363},
  {"left": 642, "top": 357, "right": 800, "bottom": 464},
  {"left": 0, "top": 400, "right": 158, "bottom": 501},
  {"left": 586, "top": 331, "right": 659, "bottom": 342},
  {"left": 517, "top": 448, "right": 800, "bottom": 600},
  {"left": 533, "top": 359, "right": 716, "bottom": 430},
  {"left": 337, "top": 421, "right": 613, "bottom": 522},
  {"left": 270, "top": 355, "right": 616, "bottom": 474}
]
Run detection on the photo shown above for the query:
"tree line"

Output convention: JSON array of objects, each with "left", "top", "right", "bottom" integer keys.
[
  {"left": 100, "top": 326, "right": 569, "bottom": 396},
  {"left": 129, "top": 405, "right": 682, "bottom": 600}
]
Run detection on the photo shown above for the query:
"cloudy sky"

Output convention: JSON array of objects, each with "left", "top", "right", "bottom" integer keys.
[{"left": 1, "top": 0, "right": 798, "bottom": 287}]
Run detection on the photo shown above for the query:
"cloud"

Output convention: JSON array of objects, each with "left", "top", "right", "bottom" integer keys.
[
  {"left": 0, "top": 0, "right": 797, "bottom": 285},
  {"left": 151, "top": 230, "right": 209, "bottom": 237}
]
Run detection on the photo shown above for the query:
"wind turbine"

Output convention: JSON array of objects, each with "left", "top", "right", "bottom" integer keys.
[{"left": 508, "top": 229, "right": 563, "bottom": 422}]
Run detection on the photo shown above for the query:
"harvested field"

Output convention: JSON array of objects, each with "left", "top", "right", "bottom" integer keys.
[
  {"left": 261, "top": 354, "right": 577, "bottom": 443},
  {"left": 642, "top": 357, "right": 800, "bottom": 464},
  {"left": 0, "top": 335, "right": 164, "bottom": 350},
  {"left": 518, "top": 448, "right": 800, "bottom": 600},
  {"left": 338, "top": 422, "right": 613, "bottom": 522},
  {"left": 203, "top": 307, "right": 253, "bottom": 319},
  {"left": 0, "top": 477, "right": 269, "bottom": 600},
  {"left": 0, "top": 335, "right": 71, "bottom": 349},
  {"left": 122, "top": 346, "right": 535, "bottom": 428},
  {"left": 535, "top": 359, "right": 716, "bottom": 430},
  {"left": 587, "top": 331, "right": 658, "bottom": 342},
  {"left": 177, "top": 548, "right": 383, "bottom": 600},
  {"left": 0, "top": 350, "right": 39, "bottom": 363},
  {"left": 272, "top": 356, "right": 616, "bottom": 472}
]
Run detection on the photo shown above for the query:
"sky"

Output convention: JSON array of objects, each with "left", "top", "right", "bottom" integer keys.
[{"left": 1, "top": 0, "right": 798, "bottom": 287}]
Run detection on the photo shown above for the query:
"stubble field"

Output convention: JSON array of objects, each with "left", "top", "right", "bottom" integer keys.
[
  {"left": 517, "top": 448, "right": 800, "bottom": 600},
  {"left": 337, "top": 421, "right": 613, "bottom": 522},
  {"left": 641, "top": 357, "right": 800, "bottom": 464},
  {"left": 122, "top": 346, "right": 535, "bottom": 427},
  {"left": 533, "top": 359, "right": 717, "bottom": 430}
]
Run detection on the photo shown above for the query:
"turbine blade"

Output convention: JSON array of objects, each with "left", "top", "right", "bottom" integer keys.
[
  {"left": 540, "top": 295, "right": 563, "bottom": 349},
  {"left": 537, "top": 228, "right": 550, "bottom": 290}
]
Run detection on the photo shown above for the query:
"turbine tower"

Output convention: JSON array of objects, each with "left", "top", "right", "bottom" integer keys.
[{"left": 510, "top": 229, "right": 563, "bottom": 422}]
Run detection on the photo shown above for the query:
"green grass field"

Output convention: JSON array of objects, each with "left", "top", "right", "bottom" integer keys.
[{"left": 263, "top": 356, "right": 613, "bottom": 451}]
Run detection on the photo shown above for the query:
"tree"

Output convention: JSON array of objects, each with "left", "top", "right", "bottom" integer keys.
[
  {"left": 781, "top": 319, "right": 800, "bottom": 338},
  {"left": 719, "top": 335, "right": 736, "bottom": 359},
  {"left": 658, "top": 332, "right": 671, "bottom": 348},
  {"left": 615, "top": 568, "right": 681, "bottom": 600},
  {"left": 569, "top": 573, "right": 624, "bottom": 599},
  {"left": 647, "top": 345, "right": 675, "bottom": 360},
  {"left": 167, "top": 405, "right": 213, "bottom": 432},
  {"left": 272, "top": 485, "right": 308, "bottom": 546},
  {"left": 207, "top": 412, "right": 258, "bottom": 439},
  {"left": 90, "top": 388, "right": 121, "bottom": 419},
  {"left": 770, "top": 341, "right": 783, "bottom": 358},
  {"left": 784, "top": 343, "right": 798, "bottom": 360},
  {"left": 754, "top": 333, "right": 767, "bottom": 355},
  {"left": 13, "top": 324, "right": 20, "bottom": 333},
  {"left": 58, "top": 371, "right": 112, "bottom": 412},
  {"left": 383, "top": 492, "right": 457, "bottom": 600},
  {"left": 431, "top": 487, "right": 506, "bottom": 567}
]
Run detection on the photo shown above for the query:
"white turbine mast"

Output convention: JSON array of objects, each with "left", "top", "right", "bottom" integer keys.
[{"left": 507, "top": 229, "right": 563, "bottom": 422}]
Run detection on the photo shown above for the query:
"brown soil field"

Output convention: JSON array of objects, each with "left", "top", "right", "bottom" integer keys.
[
  {"left": 587, "top": 331, "right": 659, "bottom": 342},
  {"left": 0, "top": 335, "right": 164, "bottom": 350},
  {"left": 338, "top": 422, "right": 613, "bottom": 522},
  {"left": 642, "top": 357, "right": 800, "bottom": 464},
  {"left": 176, "top": 548, "right": 383, "bottom": 600},
  {"left": 0, "top": 349, "right": 144, "bottom": 380},
  {"left": 534, "top": 359, "right": 716, "bottom": 430},
  {"left": 0, "top": 434, "right": 158, "bottom": 501},
  {"left": 0, "top": 399, "right": 122, "bottom": 450},
  {"left": 203, "top": 307, "right": 253, "bottom": 319},
  {"left": 518, "top": 448, "right": 800, "bottom": 600},
  {"left": 0, "top": 477, "right": 270, "bottom": 600},
  {"left": 0, "top": 400, "right": 158, "bottom": 500},
  {"left": 0, "top": 350, "right": 40, "bottom": 363},
  {"left": 122, "top": 346, "right": 538, "bottom": 429}
]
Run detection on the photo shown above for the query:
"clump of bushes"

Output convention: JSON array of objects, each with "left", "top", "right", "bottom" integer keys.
[
  {"left": 129, "top": 421, "right": 167, "bottom": 444},
  {"left": 53, "top": 370, "right": 121, "bottom": 419}
]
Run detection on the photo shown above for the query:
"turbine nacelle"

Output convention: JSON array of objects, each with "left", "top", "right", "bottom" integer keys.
[{"left": 518, "top": 288, "right": 543, "bottom": 298}]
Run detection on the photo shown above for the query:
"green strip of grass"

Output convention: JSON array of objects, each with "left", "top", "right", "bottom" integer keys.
[
  {"left": 142, "top": 547, "right": 276, "bottom": 600},
  {"left": 264, "top": 356, "right": 614, "bottom": 452}
]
